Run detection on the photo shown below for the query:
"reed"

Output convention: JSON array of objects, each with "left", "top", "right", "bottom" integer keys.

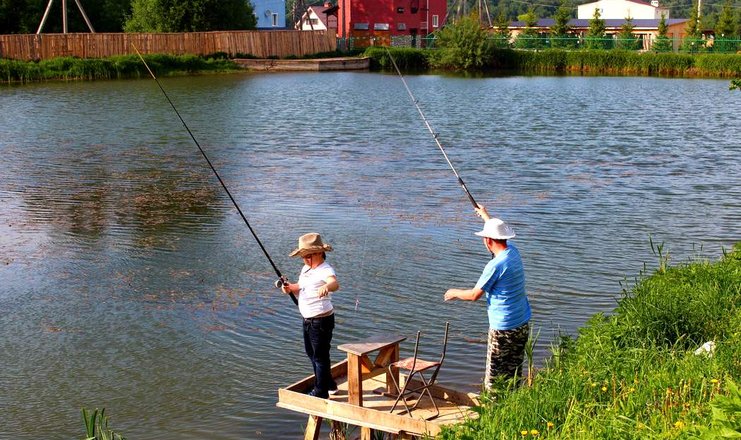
[
  {"left": 82, "top": 408, "right": 126, "bottom": 440},
  {"left": 0, "top": 54, "right": 240, "bottom": 84},
  {"left": 365, "top": 47, "right": 740, "bottom": 78},
  {"left": 440, "top": 243, "right": 741, "bottom": 439}
]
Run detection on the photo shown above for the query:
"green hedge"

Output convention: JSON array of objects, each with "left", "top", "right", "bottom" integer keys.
[
  {"left": 0, "top": 54, "right": 240, "bottom": 83},
  {"left": 363, "top": 46, "right": 430, "bottom": 71}
]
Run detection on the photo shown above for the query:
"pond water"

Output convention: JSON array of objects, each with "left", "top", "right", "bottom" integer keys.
[{"left": 0, "top": 72, "right": 738, "bottom": 439}]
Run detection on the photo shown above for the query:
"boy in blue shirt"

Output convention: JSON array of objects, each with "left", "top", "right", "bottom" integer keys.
[{"left": 444, "top": 205, "right": 531, "bottom": 390}]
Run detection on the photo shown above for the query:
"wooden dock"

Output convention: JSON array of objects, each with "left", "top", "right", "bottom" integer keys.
[
  {"left": 234, "top": 57, "right": 369, "bottom": 72},
  {"left": 277, "top": 351, "right": 478, "bottom": 439}
]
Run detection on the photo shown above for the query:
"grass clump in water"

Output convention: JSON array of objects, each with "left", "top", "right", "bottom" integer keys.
[{"left": 440, "top": 242, "right": 740, "bottom": 439}]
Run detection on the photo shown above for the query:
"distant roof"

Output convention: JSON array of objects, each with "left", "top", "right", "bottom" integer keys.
[{"left": 510, "top": 18, "right": 688, "bottom": 28}]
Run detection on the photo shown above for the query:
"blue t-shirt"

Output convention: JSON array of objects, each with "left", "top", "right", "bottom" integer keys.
[{"left": 474, "top": 243, "right": 531, "bottom": 330}]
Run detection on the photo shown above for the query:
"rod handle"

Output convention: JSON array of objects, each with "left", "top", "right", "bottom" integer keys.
[
  {"left": 458, "top": 177, "right": 478, "bottom": 209},
  {"left": 275, "top": 277, "right": 299, "bottom": 306}
]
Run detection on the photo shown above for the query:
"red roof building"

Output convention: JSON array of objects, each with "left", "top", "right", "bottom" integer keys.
[{"left": 336, "top": 0, "right": 446, "bottom": 47}]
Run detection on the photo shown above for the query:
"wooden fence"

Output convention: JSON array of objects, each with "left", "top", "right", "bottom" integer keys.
[{"left": 0, "top": 30, "right": 337, "bottom": 61}]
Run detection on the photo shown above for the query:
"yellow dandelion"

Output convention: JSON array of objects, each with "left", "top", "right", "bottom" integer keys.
[
  {"left": 531, "top": 429, "right": 539, "bottom": 436},
  {"left": 521, "top": 430, "right": 528, "bottom": 436},
  {"left": 674, "top": 420, "right": 685, "bottom": 429},
  {"left": 629, "top": 387, "right": 635, "bottom": 392},
  {"left": 547, "top": 422, "right": 554, "bottom": 429},
  {"left": 590, "top": 382, "right": 597, "bottom": 387},
  {"left": 601, "top": 386, "right": 608, "bottom": 392},
  {"left": 710, "top": 379, "right": 719, "bottom": 384}
]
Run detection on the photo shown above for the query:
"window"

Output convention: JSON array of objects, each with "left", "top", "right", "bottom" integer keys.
[
  {"left": 432, "top": 15, "right": 438, "bottom": 28},
  {"left": 374, "top": 23, "right": 390, "bottom": 30},
  {"left": 397, "top": 22, "right": 407, "bottom": 30},
  {"left": 354, "top": 22, "right": 369, "bottom": 30},
  {"left": 397, "top": 7, "right": 405, "bottom": 13},
  {"left": 272, "top": 13, "right": 279, "bottom": 27}
]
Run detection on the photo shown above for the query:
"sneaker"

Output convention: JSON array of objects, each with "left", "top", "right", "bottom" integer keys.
[
  {"left": 307, "top": 389, "right": 329, "bottom": 399},
  {"left": 328, "top": 383, "right": 339, "bottom": 395}
]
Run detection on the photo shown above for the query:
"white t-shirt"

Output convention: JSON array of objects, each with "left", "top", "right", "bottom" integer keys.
[{"left": 297, "top": 261, "right": 336, "bottom": 318}]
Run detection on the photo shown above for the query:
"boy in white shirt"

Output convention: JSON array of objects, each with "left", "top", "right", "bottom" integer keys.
[{"left": 281, "top": 233, "right": 340, "bottom": 398}]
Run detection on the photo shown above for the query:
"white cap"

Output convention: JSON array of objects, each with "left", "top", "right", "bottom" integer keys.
[{"left": 474, "top": 218, "right": 516, "bottom": 240}]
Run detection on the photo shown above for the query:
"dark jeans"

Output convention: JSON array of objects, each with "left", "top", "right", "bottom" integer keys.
[{"left": 303, "top": 313, "right": 336, "bottom": 396}]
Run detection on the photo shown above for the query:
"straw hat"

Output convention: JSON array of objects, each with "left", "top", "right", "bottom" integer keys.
[
  {"left": 289, "top": 233, "right": 333, "bottom": 257},
  {"left": 474, "top": 218, "right": 516, "bottom": 240}
]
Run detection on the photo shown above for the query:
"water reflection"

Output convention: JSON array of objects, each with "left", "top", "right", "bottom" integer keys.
[{"left": 0, "top": 73, "right": 738, "bottom": 440}]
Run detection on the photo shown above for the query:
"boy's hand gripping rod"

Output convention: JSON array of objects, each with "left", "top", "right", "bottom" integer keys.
[
  {"left": 385, "top": 48, "right": 478, "bottom": 209},
  {"left": 132, "top": 45, "right": 297, "bottom": 306}
]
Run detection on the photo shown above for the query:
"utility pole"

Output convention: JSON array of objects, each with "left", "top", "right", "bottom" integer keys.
[{"left": 37, "top": 0, "right": 95, "bottom": 34}]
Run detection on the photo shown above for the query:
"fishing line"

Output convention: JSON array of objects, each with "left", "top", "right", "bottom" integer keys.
[
  {"left": 385, "top": 47, "right": 479, "bottom": 209},
  {"left": 132, "top": 45, "right": 297, "bottom": 306}
]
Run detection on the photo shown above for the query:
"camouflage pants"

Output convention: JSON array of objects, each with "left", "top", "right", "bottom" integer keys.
[{"left": 484, "top": 323, "right": 529, "bottom": 390}]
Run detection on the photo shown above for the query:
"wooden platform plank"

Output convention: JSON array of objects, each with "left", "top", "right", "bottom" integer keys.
[{"left": 278, "top": 366, "right": 478, "bottom": 437}]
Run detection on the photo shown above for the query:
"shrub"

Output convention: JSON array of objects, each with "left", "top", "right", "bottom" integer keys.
[
  {"left": 363, "top": 46, "right": 430, "bottom": 71},
  {"left": 428, "top": 13, "right": 492, "bottom": 70}
]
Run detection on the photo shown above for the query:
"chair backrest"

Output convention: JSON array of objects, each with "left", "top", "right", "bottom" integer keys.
[
  {"left": 428, "top": 321, "right": 450, "bottom": 384},
  {"left": 407, "top": 330, "right": 422, "bottom": 372}
]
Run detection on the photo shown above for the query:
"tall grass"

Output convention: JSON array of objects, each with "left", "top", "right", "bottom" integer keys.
[
  {"left": 440, "top": 243, "right": 741, "bottom": 439},
  {"left": 365, "top": 47, "right": 740, "bottom": 78},
  {"left": 0, "top": 54, "right": 240, "bottom": 84}
]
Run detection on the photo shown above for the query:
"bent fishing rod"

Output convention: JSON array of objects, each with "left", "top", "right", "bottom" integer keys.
[
  {"left": 132, "top": 45, "right": 297, "bottom": 306},
  {"left": 385, "top": 48, "right": 478, "bottom": 209}
]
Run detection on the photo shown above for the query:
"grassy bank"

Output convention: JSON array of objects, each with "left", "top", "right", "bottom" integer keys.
[
  {"left": 0, "top": 53, "right": 240, "bottom": 83},
  {"left": 440, "top": 243, "right": 741, "bottom": 439},
  {"left": 366, "top": 46, "right": 741, "bottom": 78}
]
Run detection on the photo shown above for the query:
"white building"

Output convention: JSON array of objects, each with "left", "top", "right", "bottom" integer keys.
[
  {"left": 297, "top": 3, "right": 338, "bottom": 31},
  {"left": 577, "top": 0, "right": 670, "bottom": 20}
]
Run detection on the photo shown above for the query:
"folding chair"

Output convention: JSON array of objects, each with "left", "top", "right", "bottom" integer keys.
[{"left": 388, "top": 321, "right": 450, "bottom": 419}]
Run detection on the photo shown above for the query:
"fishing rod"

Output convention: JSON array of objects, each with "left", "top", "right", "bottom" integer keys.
[
  {"left": 132, "top": 45, "right": 297, "bottom": 306},
  {"left": 385, "top": 47, "right": 478, "bottom": 209}
]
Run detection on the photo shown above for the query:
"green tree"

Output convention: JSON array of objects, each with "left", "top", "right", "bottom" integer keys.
[
  {"left": 515, "top": 8, "right": 543, "bottom": 49},
  {"left": 653, "top": 13, "right": 672, "bottom": 52},
  {"left": 85, "top": 0, "right": 133, "bottom": 32},
  {"left": 616, "top": 16, "right": 640, "bottom": 50},
  {"left": 492, "top": 7, "right": 511, "bottom": 49},
  {"left": 0, "top": 0, "right": 33, "bottom": 33},
  {"left": 550, "top": 1, "right": 576, "bottom": 48},
  {"left": 682, "top": 0, "right": 704, "bottom": 52},
  {"left": 0, "top": 0, "right": 132, "bottom": 34},
  {"left": 124, "top": 0, "right": 256, "bottom": 32},
  {"left": 585, "top": 7, "right": 609, "bottom": 49},
  {"left": 713, "top": 0, "right": 739, "bottom": 53},
  {"left": 431, "top": 13, "right": 492, "bottom": 70}
]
